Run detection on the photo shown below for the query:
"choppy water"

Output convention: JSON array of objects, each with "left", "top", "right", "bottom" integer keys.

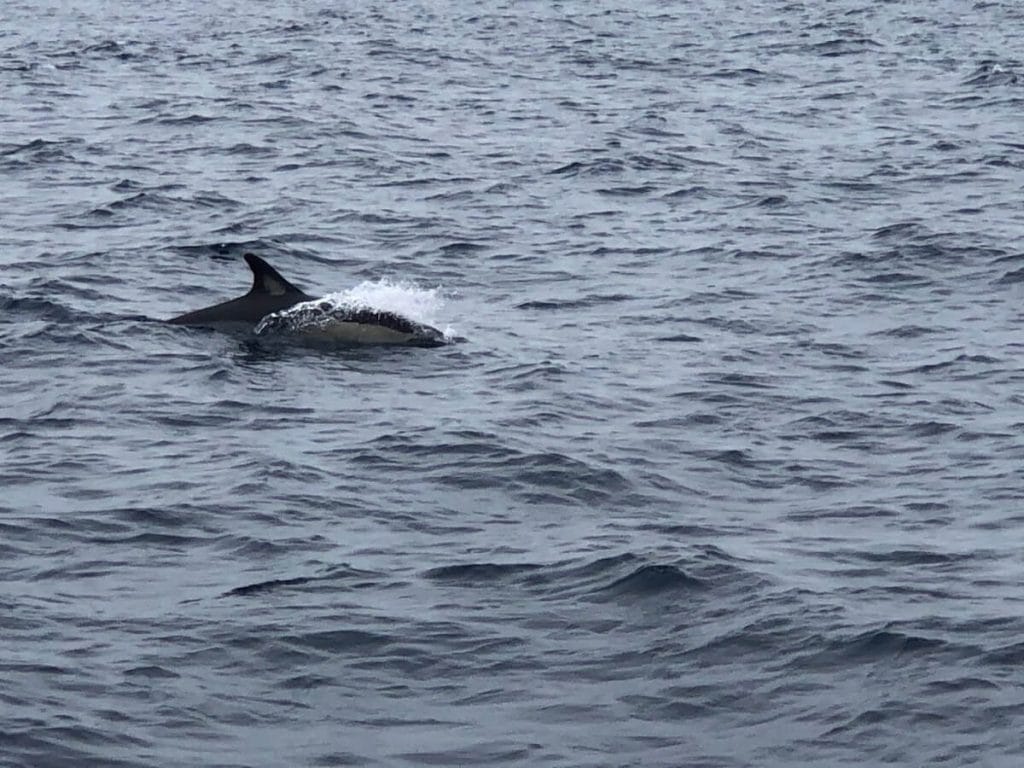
[{"left": 3, "top": 1, "right": 1024, "bottom": 766}]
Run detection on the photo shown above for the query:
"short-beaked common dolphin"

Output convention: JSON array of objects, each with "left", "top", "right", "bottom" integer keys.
[{"left": 168, "top": 253, "right": 446, "bottom": 347}]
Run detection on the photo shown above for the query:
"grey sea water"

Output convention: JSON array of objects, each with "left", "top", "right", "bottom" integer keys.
[{"left": 3, "top": 1, "right": 1024, "bottom": 766}]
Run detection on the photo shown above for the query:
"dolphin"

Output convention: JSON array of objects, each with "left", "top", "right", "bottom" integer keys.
[{"left": 168, "top": 253, "right": 446, "bottom": 347}]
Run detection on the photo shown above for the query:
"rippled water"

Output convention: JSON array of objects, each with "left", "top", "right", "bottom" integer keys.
[{"left": 3, "top": 1, "right": 1024, "bottom": 766}]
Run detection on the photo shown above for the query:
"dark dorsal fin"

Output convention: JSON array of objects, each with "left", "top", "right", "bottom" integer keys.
[{"left": 244, "top": 253, "right": 307, "bottom": 297}]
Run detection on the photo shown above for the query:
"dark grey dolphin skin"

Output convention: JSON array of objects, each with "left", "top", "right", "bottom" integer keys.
[{"left": 167, "top": 253, "right": 313, "bottom": 329}]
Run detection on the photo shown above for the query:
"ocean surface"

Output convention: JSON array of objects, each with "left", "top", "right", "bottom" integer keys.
[{"left": 3, "top": 1, "right": 1024, "bottom": 766}]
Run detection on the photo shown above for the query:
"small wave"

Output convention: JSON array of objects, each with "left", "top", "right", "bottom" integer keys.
[
  {"left": 92, "top": 191, "right": 175, "bottom": 214},
  {"left": 0, "top": 137, "right": 81, "bottom": 166},
  {"left": 515, "top": 293, "right": 631, "bottom": 310},
  {"left": 439, "top": 241, "right": 487, "bottom": 255},
  {"left": 225, "top": 576, "right": 322, "bottom": 597},
  {"left": 225, "top": 142, "right": 276, "bottom": 156},
  {"left": 548, "top": 158, "right": 625, "bottom": 176},
  {"left": 981, "top": 641, "right": 1024, "bottom": 666},
  {"left": 170, "top": 240, "right": 275, "bottom": 259},
  {"left": 82, "top": 39, "right": 127, "bottom": 55},
  {"left": 796, "top": 628, "right": 963, "bottom": 671},
  {"left": 628, "top": 152, "right": 698, "bottom": 172},
  {"left": 1, "top": 138, "right": 63, "bottom": 156},
  {"left": 708, "top": 66, "right": 774, "bottom": 80},
  {"left": 426, "top": 550, "right": 752, "bottom": 605},
  {"left": 839, "top": 629, "right": 952, "bottom": 660},
  {"left": 596, "top": 184, "right": 659, "bottom": 197},
  {"left": 861, "top": 271, "right": 929, "bottom": 285},
  {"left": 905, "top": 420, "right": 959, "bottom": 438},
  {"left": 504, "top": 451, "right": 631, "bottom": 502},
  {"left": 284, "top": 629, "right": 392, "bottom": 653},
  {"left": 753, "top": 194, "right": 788, "bottom": 207},
  {"left": 808, "top": 37, "right": 882, "bottom": 57},
  {"left": 662, "top": 186, "right": 709, "bottom": 199},
  {"left": 424, "top": 562, "right": 544, "bottom": 583},
  {"left": 137, "top": 113, "right": 221, "bottom": 125},
  {"left": 924, "top": 676, "right": 999, "bottom": 693},
  {"left": 593, "top": 564, "right": 706, "bottom": 599},
  {"left": 995, "top": 266, "right": 1024, "bottom": 284},
  {"left": 870, "top": 324, "right": 939, "bottom": 338},
  {"left": 871, "top": 221, "right": 926, "bottom": 240},
  {"left": 426, "top": 554, "right": 635, "bottom": 595},
  {"left": 854, "top": 548, "right": 963, "bottom": 566},
  {"left": 962, "top": 60, "right": 1021, "bottom": 87},
  {"left": 654, "top": 333, "right": 701, "bottom": 343},
  {"left": 899, "top": 354, "right": 1001, "bottom": 375},
  {"left": 223, "top": 565, "right": 378, "bottom": 598},
  {"left": 0, "top": 295, "right": 77, "bottom": 322},
  {"left": 124, "top": 665, "right": 179, "bottom": 679}
]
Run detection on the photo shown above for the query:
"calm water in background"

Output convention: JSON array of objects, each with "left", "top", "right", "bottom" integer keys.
[{"left": 3, "top": 1, "right": 1024, "bottom": 765}]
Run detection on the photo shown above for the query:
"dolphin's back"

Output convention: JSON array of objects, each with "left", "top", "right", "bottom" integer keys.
[
  {"left": 167, "top": 295, "right": 286, "bottom": 327},
  {"left": 167, "top": 253, "right": 312, "bottom": 327}
]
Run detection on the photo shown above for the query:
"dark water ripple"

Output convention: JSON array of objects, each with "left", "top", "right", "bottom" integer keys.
[{"left": 3, "top": 0, "right": 1024, "bottom": 766}]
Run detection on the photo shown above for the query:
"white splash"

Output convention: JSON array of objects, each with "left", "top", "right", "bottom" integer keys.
[
  {"left": 254, "top": 278, "right": 457, "bottom": 342},
  {"left": 322, "top": 278, "right": 447, "bottom": 327}
]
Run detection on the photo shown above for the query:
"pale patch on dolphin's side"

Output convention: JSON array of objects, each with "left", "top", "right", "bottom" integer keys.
[{"left": 255, "top": 295, "right": 448, "bottom": 348}]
